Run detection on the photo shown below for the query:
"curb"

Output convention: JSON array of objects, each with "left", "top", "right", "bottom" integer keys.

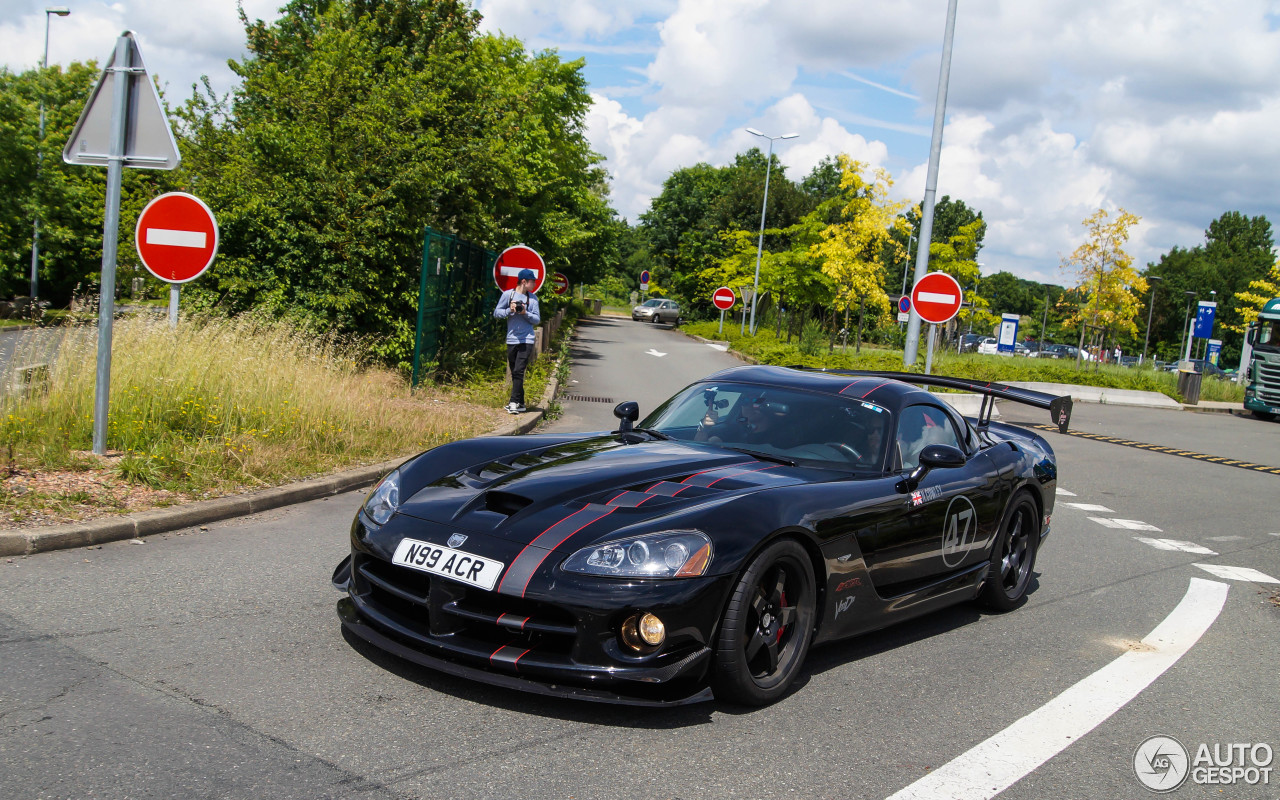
[{"left": 1, "top": 335, "right": 570, "bottom": 558}]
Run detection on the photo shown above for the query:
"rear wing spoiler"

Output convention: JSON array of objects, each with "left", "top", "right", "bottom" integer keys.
[{"left": 790, "top": 368, "right": 1073, "bottom": 433}]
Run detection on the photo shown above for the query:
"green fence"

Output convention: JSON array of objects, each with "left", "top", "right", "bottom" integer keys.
[{"left": 411, "top": 228, "right": 500, "bottom": 386}]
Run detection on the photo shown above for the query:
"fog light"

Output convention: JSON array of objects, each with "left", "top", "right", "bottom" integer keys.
[
  {"left": 638, "top": 612, "right": 665, "bottom": 646},
  {"left": 620, "top": 612, "right": 666, "bottom": 652}
]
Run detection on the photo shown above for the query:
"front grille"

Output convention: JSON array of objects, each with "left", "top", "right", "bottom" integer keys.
[{"left": 352, "top": 554, "right": 578, "bottom": 656}]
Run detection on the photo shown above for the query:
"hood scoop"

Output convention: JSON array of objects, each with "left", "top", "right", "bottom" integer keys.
[{"left": 484, "top": 490, "right": 533, "bottom": 517}]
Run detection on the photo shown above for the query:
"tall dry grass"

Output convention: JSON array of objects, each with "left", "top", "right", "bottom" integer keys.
[{"left": 2, "top": 314, "right": 502, "bottom": 491}]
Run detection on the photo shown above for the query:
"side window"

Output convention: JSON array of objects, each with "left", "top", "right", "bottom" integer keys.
[{"left": 896, "top": 405, "right": 963, "bottom": 470}]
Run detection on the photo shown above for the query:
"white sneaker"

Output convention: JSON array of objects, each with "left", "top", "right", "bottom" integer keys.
[
  {"left": 510, "top": 404, "right": 526, "bottom": 414},
  {"left": 504, "top": 402, "right": 518, "bottom": 413}
]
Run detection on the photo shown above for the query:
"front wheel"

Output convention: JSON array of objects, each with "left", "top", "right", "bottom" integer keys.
[
  {"left": 1252, "top": 410, "right": 1277, "bottom": 422},
  {"left": 979, "top": 494, "right": 1039, "bottom": 611},
  {"left": 711, "top": 539, "right": 816, "bottom": 705}
]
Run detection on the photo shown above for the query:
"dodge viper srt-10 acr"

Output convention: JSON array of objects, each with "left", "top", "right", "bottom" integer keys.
[{"left": 333, "top": 366, "right": 1070, "bottom": 706}]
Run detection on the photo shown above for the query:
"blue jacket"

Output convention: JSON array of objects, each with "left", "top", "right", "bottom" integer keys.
[{"left": 494, "top": 289, "right": 541, "bottom": 344}]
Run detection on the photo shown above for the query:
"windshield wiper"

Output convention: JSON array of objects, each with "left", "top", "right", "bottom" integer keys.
[
  {"left": 632, "top": 427, "right": 672, "bottom": 441},
  {"left": 726, "top": 447, "right": 795, "bottom": 466}
]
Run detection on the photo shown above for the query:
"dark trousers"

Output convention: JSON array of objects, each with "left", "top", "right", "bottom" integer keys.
[{"left": 507, "top": 343, "right": 533, "bottom": 405}]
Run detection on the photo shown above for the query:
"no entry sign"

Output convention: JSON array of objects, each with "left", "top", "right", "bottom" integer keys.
[
  {"left": 134, "top": 192, "right": 219, "bottom": 283},
  {"left": 712, "top": 286, "right": 736, "bottom": 310},
  {"left": 493, "top": 245, "right": 546, "bottom": 293},
  {"left": 551, "top": 272, "right": 569, "bottom": 296},
  {"left": 910, "top": 272, "right": 963, "bottom": 325}
]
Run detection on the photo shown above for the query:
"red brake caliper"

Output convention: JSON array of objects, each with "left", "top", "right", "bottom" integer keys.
[{"left": 776, "top": 590, "right": 787, "bottom": 642}]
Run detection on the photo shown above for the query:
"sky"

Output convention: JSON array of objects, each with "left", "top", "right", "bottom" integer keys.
[{"left": 5, "top": 0, "right": 1280, "bottom": 285}]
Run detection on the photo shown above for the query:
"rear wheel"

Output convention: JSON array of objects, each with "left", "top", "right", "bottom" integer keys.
[
  {"left": 980, "top": 494, "right": 1039, "bottom": 611},
  {"left": 711, "top": 539, "right": 816, "bottom": 705}
]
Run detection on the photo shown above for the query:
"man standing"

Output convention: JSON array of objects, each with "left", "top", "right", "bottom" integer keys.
[{"left": 494, "top": 268, "right": 541, "bottom": 414}]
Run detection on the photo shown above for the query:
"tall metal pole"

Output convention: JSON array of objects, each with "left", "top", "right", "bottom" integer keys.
[
  {"left": 1180, "top": 291, "right": 1196, "bottom": 364},
  {"left": 903, "top": 0, "right": 958, "bottom": 366},
  {"left": 30, "top": 8, "right": 71, "bottom": 302},
  {"left": 746, "top": 129, "right": 798, "bottom": 336},
  {"left": 1140, "top": 277, "right": 1161, "bottom": 365},
  {"left": 92, "top": 33, "right": 131, "bottom": 455}
]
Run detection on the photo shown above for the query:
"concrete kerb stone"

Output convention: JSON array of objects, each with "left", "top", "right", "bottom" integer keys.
[{"left": 4, "top": 325, "right": 571, "bottom": 557}]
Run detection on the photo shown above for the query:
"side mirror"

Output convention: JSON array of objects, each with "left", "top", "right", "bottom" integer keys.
[
  {"left": 1247, "top": 327, "right": 1257, "bottom": 345},
  {"left": 898, "top": 444, "right": 966, "bottom": 492},
  {"left": 613, "top": 401, "right": 640, "bottom": 433}
]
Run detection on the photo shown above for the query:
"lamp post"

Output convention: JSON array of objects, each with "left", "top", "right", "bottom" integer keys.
[
  {"left": 1140, "top": 276, "right": 1162, "bottom": 365},
  {"left": 1179, "top": 290, "right": 1197, "bottom": 363},
  {"left": 745, "top": 127, "right": 798, "bottom": 336},
  {"left": 30, "top": 6, "right": 71, "bottom": 303}
]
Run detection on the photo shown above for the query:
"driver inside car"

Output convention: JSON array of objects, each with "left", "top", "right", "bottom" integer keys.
[{"left": 695, "top": 393, "right": 793, "bottom": 450}]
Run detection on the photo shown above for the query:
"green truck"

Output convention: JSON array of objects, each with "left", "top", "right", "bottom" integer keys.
[{"left": 1244, "top": 297, "right": 1280, "bottom": 420}]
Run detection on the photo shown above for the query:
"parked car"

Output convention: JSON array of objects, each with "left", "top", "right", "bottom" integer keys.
[
  {"left": 1180, "top": 359, "right": 1232, "bottom": 380},
  {"left": 976, "top": 337, "right": 999, "bottom": 355},
  {"left": 632, "top": 298, "right": 681, "bottom": 324},
  {"left": 958, "top": 333, "right": 985, "bottom": 353}
]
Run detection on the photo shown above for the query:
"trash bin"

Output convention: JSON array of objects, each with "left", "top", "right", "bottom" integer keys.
[{"left": 1177, "top": 368, "right": 1203, "bottom": 405}]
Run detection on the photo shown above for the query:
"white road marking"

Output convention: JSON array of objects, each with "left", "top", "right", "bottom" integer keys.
[
  {"left": 706, "top": 343, "right": 729, "bottom": 352},
  {"left": 917, "top": 291, "right": 956, "bottom": 304},
  {"left": 145, "top": 228, "right": 206, "bottom": 248},
  {"left": 883, "top": 578, "right": 1229, "bottom": 800},
  {"left": 1193, "top": 564, "right": 1280, "bottom": 583},
  {"left": 1055, "top": 488, "right": 1076, "bottom": 496},
  {"left": 1134, "top": 537, "right": 1217, "bottom": 555},
  {"left": 1088, "top": 517, "right": 1162, "bottom": 531},
  {"left": 1270, "top": 532, "right": 1280, "bottom": 537},
  {"left": 1206, "top": 535, "right": 1245, "bottom": 542},
  {"left": 1061, "top": 502, "right": 1113, "bottom": 512},
  {"left": 644, "top": 349, "right": 667, "bottom": 357}
]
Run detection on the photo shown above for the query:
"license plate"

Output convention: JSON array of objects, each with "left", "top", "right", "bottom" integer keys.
[{"left": 391, "top": 538, "right": 505, "bottom": 591}]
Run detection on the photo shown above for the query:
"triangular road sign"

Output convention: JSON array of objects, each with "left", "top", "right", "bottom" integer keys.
[{"left": 62, "top": 30, "right": 180, "bottom": 170}]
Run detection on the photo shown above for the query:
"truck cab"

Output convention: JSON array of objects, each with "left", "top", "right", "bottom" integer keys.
[{"left": 1244, "top": 297, "right": 1280, "bottom": 421}]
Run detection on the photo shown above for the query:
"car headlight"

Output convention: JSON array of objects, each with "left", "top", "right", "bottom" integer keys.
[
  {"left": 562, "top": 530, "right": 712, "bottom": 578},
  {"left": 362, "top": 469, "right": 400, "bottom": 526}
]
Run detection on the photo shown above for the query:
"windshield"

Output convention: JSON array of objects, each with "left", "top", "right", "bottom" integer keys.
[
  {"left": 641, "top": 299, "right": 663, "bottom": 307},
  {"left": 1256, "top": 318, "right": 1280, "bottom": 351},
  {"left": 641, "top": 382, "right": 891, "bottom": 470}
]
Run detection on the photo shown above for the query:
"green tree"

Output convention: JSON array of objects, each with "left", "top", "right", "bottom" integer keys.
[{"left": 176, "top": 0, "right": 615, "bottom": 364}]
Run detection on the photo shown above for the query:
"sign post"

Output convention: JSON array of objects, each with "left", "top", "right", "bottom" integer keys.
[
  {"left": 910, "top": 272, "right": 964, "bottom": 375},
  {"left": 63, "top": 31, "right": 181, "bottom": 455},
  {"left": 712, "top": 286, "right": 736, "bottom": 335},
  {"left": 135, "top": 192, "right": 220, "bottom": 329}
]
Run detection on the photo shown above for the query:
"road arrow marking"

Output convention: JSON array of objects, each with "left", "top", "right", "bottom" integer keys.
[
  {"left": 884, "top": 578, "right": 1229, "bottom": 800},
  {"left": 1193, "top": 564, "right": 1279, "bottom": 583},
  {"left": 645, "top": 349, "right": 667, "bottom": 357}
]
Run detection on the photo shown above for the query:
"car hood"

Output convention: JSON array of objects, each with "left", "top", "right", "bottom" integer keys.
[{"left": 395, "top": 434, "right": 813, "bottom": 545}]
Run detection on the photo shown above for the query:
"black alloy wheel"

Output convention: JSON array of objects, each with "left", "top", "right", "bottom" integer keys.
[
  {"left": 712, "top": 539, "right": 816, "bottom": 705},
  {"left": 980, "top": 493, "right": 1039, "bottom": 611}
]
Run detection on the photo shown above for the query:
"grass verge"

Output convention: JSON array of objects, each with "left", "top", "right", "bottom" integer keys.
[
  {"left": 0, "top": 312, "right": 557, "bottom": 527},
  {"left": 680, "top": 321, "right": 1246, "bottom": 404}
]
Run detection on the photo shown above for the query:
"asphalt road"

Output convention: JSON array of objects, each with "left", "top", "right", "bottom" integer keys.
[{"left": 2, "top": 318, "right": 1278, "bottom": 799}]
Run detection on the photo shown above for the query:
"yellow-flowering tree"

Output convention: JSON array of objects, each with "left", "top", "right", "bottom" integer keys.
[
  {"left": 1061, "top": 208, "right": 1146, "bottom": 338},
  {"left": 811, "top": 156, "right": 912, "bottom": 320},
  {"left": 1231, "top": 258, "right": 1280, "bottom": 332}
]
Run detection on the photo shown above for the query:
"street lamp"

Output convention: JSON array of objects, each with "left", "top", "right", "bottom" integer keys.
[
  {"left": 1179, "top": 290, "right": 1197, "bottom": 363},
  {"left": 30, "top": 6, "right": 71, "bottom": 303},
  {"left": 745, "top": 127, "right": 799, "bottom": 335},
  {"left": 1140, "top": 276, "right": 1162, "bottom": 365}
]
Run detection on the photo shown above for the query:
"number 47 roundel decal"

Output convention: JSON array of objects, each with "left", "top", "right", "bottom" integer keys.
[{"left": 941, "top": 496, "right": 977, "bottom": 567}]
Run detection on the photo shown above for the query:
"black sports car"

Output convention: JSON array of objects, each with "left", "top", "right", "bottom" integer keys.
[{"left": 333, "top": 366, "right": 1071, "bottom": 706}]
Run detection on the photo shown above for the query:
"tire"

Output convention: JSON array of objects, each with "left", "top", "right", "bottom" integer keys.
[
  {"left": 711, "top": 539, "right": 816, "bottom": 705},
  {"left": 980, "top": 493, "right": 1039, "bottom": 611},
  {"left": 1252, "top": 410, "right": 1277, "bottom": 422}
]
